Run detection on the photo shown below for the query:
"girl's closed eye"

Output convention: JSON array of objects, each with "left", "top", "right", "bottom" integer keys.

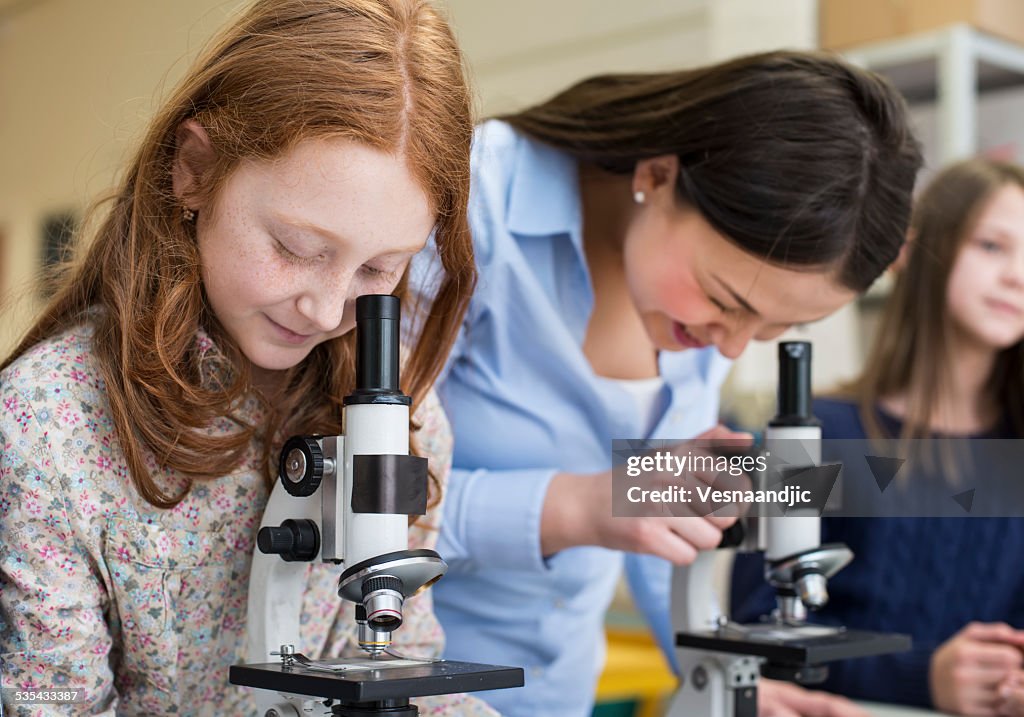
[
  {"left": 973, "top": 237, "right": 1004, "bottom": 254},
  {"left": 272, "top": 237, "right": 323, "bottom": 265},
  {"left": 360, "top": 264, "right": 401, "bottom": 282}
]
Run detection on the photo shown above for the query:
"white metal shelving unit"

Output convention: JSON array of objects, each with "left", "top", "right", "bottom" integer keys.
[{"left": 844, "top": 23, "right": 1024, "bottom": 165}]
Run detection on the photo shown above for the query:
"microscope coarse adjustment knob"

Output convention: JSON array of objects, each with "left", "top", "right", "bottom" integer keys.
[
  {"left": 257, "top": 518, "right": 320, "bottom": 562},
  {"left": 279, "top": 435, "right": 326, "bottom": 497}
]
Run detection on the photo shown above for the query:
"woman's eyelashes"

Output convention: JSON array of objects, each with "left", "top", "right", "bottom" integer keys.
[{"left": 709, "top": 295, "right": 737, "bottom": 315}]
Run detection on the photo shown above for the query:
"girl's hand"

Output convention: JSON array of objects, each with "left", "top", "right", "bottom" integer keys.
[
  {"left": 931, "top": 623, "right": 1024, "bottom": 716},
  {"left": 997, "top": 671, "right": 1024, "bottom": 716}
]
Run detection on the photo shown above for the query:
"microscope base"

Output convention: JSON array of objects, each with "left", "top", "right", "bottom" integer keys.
[{"left": 230, "top": 658, "right": 523, "bottom": 712}]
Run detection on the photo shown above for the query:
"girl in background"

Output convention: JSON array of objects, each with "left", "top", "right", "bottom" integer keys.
[
  {"left": 0, "top": 1, "right": 494, "bottom": 714},
  {"left": 733, "top": 158, "right": 1024, "bottom": 716}
]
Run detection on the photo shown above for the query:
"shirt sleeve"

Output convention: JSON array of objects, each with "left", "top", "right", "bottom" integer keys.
[
  {"left": 436, "top": 466, "right": 558, "bottom": 574},
  {"left": 0, "top": 382, "right": 117, "bottom": 716}
]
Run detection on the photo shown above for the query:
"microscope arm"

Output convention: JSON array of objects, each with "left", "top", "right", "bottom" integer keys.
[
  {"left": 670, "top": 549, "right": 722, "bottom": 634},
  {"left": 666, "top": 550, "right": 761, "bottom": 717},
  {"left": 245, "top": 478, "right": 327, "bottom": 717}
]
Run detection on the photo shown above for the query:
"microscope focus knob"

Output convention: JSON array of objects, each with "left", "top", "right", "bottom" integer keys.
[
  {"left": 257, "top": 518, "right": 320, "bottom": 562},
  {"left": 796, "top": 570, "right": 829, "bottom": 610},
  {"left": 279, "top": 436, "right": 324, "bottom": 497}
]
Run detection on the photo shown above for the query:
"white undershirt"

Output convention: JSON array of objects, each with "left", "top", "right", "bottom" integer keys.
[{"left": 612, "top": 375, "right": 666, "bottom": 437}]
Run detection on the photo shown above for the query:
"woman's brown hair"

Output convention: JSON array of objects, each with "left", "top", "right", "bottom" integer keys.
[
  {"left": 501, "top": 51, "right": 922, "bottom": 292},
  {"left": 845, "top": 158, "right": 1024, "bottom": 440},
  {"left": 1, "top": 0, "right": 475, "bottom": 508}
]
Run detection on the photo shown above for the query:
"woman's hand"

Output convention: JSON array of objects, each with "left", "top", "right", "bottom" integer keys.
[
  {"left": 930, "top": 623, "right": 1024, "bottom": 716},
  {"left": 540, "top": 424, "right": 750, "bottom": 563},
  {"left": 758, "top": 679, "right": 871, "bottom": 717}
]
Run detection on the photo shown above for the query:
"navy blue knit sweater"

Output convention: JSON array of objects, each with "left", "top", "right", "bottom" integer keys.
[{"left": 730, "top": 398, "right": 1024, "bottom": 708}]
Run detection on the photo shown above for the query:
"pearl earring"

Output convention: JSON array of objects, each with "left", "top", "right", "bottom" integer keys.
[
  {"left": 182, "top": 206, "right": 196, "bottom": 222},
  {"left": 633, "top": 191, "right": 645, "bottom": 205}
]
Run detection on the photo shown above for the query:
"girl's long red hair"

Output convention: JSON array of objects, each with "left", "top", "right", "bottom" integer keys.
[{"left": 3, "top": 0, "right": 476, "bottom": 508}]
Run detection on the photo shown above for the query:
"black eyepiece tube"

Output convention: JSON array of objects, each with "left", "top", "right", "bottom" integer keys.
[
  {"left": 355, "top": 295, "right": 400, "bottom": 394},
  {"left": 771, "top": 341, "right": 815, "bottom": 426}
]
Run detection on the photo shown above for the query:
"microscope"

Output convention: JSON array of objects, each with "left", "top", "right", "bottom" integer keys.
[
  {"left": 666, "top": 341, "right": 909, "bottom": 717},
  {"left": 231, "top": 295, "right": 523, "bottom": 717}
]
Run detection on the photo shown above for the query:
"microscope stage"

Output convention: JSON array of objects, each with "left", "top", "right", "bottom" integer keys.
[
  {"left": 230, "top": 658, "right": 524, "bottom": 703},
  {"left": 676, "top": 627, "right": 910, "bottom": 666}
]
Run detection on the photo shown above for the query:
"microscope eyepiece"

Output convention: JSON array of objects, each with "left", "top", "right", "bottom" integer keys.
[
  {"left": 770, "top": 341, "right": 818, "bottom": 427},
  {"left": 346, "top": 294, "right": 408, "bottom": 405},
  {"left": 356, "top": 293, "right": 401, "bottom": 322}
]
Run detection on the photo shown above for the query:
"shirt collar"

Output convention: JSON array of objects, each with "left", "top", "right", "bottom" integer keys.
[{"left": 505, "top": 131, "right": 581, "bottom": 239}]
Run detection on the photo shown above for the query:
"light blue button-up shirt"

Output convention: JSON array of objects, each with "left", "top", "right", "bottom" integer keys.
[{"left": 422, "top": 120, "right": 733, "bottom": 717}]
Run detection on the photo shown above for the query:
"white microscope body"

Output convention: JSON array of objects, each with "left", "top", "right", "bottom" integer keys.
[
  {"left": 237, "top": 295, "right": 448, "bottom": 717},
  {"left": 666, "top": 342, "right": 903, "bottom": 717}
]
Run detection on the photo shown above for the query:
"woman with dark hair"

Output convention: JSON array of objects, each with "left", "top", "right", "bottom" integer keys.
[
  {"left": 732, "top": 158, "right": 1024, "bottom": 715},
  {"left": 0, "top": 1, "right": 494, "bottom": 714},
  {"left": 413, "top": 51, "right": 923, "bottom": 717}
]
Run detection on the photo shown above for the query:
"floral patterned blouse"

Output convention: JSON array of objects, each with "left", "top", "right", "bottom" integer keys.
[{"left": 0, "top": 323, "right": 501, "bottom": 717}]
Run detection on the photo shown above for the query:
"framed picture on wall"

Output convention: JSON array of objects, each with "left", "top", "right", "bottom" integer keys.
[
  {"left": 39, "top": 210, "right": 78, "bottom": 296},
  {"left": 0, "top": 224, "right": 6, "bottom": 299}
]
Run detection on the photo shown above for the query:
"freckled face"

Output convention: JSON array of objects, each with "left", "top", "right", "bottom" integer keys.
[
  {"left": 946, "top": 184, "right": 1024, "bottom": 350},
  {"left": 622, "top": 201, "right": 859, "bottom": 360},
  {"left": 196, "top": 138, "right": 433, "bottom": 372}
]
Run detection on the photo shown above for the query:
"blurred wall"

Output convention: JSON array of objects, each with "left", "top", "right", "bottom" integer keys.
[
  {"left": 0, "top": 0, "right": 816, "bottom": 376},
  {"left": 0, "top": 0, "right": 245, "bottom": 352},
  {"left": 447, "top": 0, "right": 817, "bottom": 113}
]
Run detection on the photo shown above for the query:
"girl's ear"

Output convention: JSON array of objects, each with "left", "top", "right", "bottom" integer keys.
[{"left": 172, "top": 119, "right": 216, "bottom": 210}]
